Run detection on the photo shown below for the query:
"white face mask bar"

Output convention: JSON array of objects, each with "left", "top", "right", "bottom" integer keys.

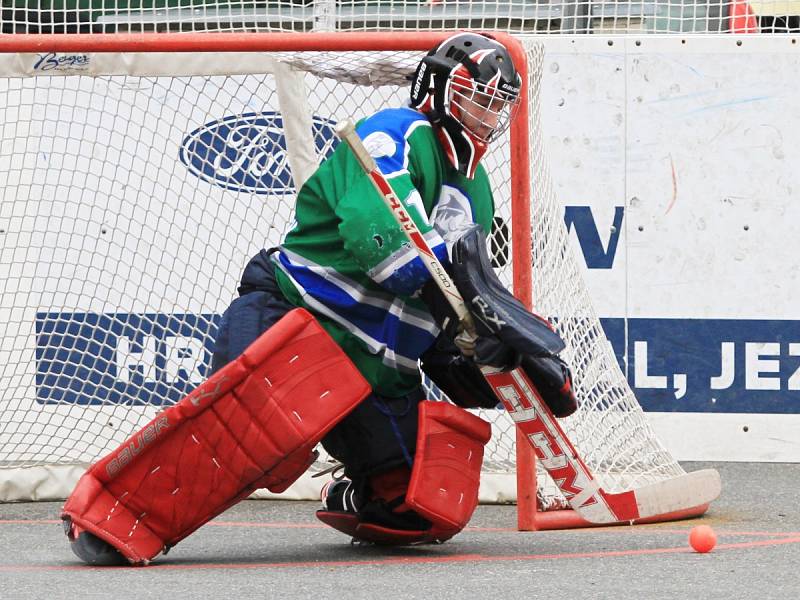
[{"left": 449, "top": 73, "right": 520, "bottom": 143}]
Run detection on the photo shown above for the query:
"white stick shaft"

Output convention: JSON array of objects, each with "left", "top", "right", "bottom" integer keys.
[{"left": 334, "top": 119, "right": 474, "bottom": 329}]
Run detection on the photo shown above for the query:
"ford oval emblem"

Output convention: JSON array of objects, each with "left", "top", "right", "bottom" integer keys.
[{"left": 179, "top": 112, "right": 336, "bottom": 194}]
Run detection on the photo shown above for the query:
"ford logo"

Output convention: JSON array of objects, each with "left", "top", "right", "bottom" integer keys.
[{"left": 179, "top": 112, "right": 336, "bottom": 194}]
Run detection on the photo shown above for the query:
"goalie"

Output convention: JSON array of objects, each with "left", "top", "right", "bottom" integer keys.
[{"left": 62, "top": 32, "right": 577, "bottom": 565}]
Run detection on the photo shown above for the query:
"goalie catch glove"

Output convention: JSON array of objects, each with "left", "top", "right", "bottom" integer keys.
[
  {"left": 420, "top": 280, "right": 523, "bottom": 369},
  {"left": 419, "top": 224, "right": 578, "bottom": 417},
  {"left": 420, "top": 330, "right": 577, "bottom": 417},
  {"left": 518, "top": 353, "right": 578, "bottom": 418}
]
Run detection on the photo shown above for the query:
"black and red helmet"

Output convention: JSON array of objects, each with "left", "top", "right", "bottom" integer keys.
[{"left": 410, "top": 32, "right": 522, "bottom": 178}]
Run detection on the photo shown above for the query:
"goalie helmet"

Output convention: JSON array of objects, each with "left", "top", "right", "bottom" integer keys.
[{"left": 410, "top": 32, "right": 522, "bottom": 178}]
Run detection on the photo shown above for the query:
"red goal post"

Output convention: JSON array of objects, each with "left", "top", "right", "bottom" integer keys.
[{"left": 0, "top": 32, "right": 714, "bottom": 530}]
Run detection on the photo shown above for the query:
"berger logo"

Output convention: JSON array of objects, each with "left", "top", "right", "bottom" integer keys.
[
  {"left": 179, "top": 112, "right": 336, "bottom": 194},
  {"left": 33, "top": 52, "right": 90, "bottom": 73},
  {"left": 105, "top": 416, "right": 170, "bottom": 479}
]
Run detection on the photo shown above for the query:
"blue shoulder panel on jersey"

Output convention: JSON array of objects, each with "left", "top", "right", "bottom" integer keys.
[{"left": 355, "top": 108, "right": 431, "bottom": 177}]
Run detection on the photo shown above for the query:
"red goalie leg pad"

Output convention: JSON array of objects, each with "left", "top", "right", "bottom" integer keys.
[
  {"left": 352, "top": 522, "right": 433, "bottom": 545},
  {"left": 315, "top": 511, "right": 361, "bottom": 539},
  {"left": 62, "top": 308, "right": 370, "bottom": 565},
  {"left": 404, "top": 401, "right": 491, "bottom": 536},
  {"left": 318, "top": 404, "right": 491, "bottom": 546}
]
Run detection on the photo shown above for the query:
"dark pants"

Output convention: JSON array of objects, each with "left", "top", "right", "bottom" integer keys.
[{"left": 211, "top": 252, "right": 420, "bottom": 484}]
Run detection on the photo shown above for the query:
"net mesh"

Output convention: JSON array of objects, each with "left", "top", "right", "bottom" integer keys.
[
  {"left": 1, "top": 0, "right": 782, "bottom": 36},
  {"left": 0, "top": 38, "right": 683, "bottom": 508},
  {"left": 524, "top": 44, "right": 685, "bottom": 501}
]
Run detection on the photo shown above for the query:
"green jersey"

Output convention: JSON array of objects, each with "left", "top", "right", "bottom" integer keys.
[{"left": 272, "top": 107, "right": 495, "bottom": 396}]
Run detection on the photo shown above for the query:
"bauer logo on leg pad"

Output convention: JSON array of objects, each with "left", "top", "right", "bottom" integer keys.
[{"left": 105, "top": 416, "right": 170, "bottom": 479}]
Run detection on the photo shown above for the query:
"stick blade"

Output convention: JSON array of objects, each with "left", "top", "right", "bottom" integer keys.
[{"left": 633, "top": 468, "right": 722, "bottom": 520}]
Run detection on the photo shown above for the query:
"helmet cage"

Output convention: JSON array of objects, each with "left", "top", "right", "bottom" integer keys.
[{"left": 446, "top": 68, "right": 520, "bottom": 144}]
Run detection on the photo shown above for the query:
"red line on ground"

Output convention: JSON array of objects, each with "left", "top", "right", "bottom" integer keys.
[
  {"left": 716, "top": 536, "right": 800, "bottom": 550},
  {"left": 0, "top": 519, "right": 325, "bottom": 528},
  {"left": 541, "top": 527, "right": 800, "bottom": 538},
  {"left": 3, "top": 536, "right": 799, "bottom": 573},
  {"left": 0, "top": 519, "right": 61, "bottom": 525},
  {"left": 0, "top": 519, "right": 501, "bottom": 531},
  {"left": 3, "top": 520, "right": 799, "bottom": 538},
  {"left": 208, "top": 521, "right": 325, "bottom": 529}
]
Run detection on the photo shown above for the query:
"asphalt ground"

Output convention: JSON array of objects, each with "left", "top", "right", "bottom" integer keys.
[{"left": 1, "top": 461, "right": 798, "bottom": 600}]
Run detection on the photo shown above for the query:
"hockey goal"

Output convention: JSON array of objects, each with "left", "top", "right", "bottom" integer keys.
[{"left": 0, "top": 32, "right": 716, "bottom": 529}]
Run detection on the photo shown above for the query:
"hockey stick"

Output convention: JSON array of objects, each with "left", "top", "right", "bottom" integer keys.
[{"left": 335, "top": 119, "right": 721, "bottom": 524}]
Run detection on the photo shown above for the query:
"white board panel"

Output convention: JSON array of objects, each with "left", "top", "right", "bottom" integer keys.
[{"left": 539, "top": 36, "right": 800, "bottom": 461}]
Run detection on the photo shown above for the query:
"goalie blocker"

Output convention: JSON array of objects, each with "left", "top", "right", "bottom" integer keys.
[{"left": 62, "top": 308, "right": 371, "bottom": 565}]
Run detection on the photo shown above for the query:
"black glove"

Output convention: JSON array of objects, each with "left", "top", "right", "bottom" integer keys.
[
  {"left": 420, "top": 279, "right": 519, "bottom": 368},
  {"left": 419, "top": 334, "right": 500, "bottom": 409},
  {"left": 474, "top": 336, "right": 520, "bottom": 369},
  {"left": 519, "top": 354, "right": 578, "bottom": 418},
  {"left": 421, "top": 332, "right": 578, "bottom": 417}
]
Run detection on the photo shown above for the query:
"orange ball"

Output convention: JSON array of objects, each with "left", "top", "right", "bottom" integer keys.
[{"left": 689, "top": 525, "right": 717, "bottom": 553}]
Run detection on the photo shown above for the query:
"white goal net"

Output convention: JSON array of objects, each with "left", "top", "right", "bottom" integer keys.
[{"left": 0, "top": 33, "right": 689, "bottom": 525}]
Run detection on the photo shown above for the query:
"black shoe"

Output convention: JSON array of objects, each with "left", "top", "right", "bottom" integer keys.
[{"left": 320, "top": 479, "right": 361, "bottom": 513}]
